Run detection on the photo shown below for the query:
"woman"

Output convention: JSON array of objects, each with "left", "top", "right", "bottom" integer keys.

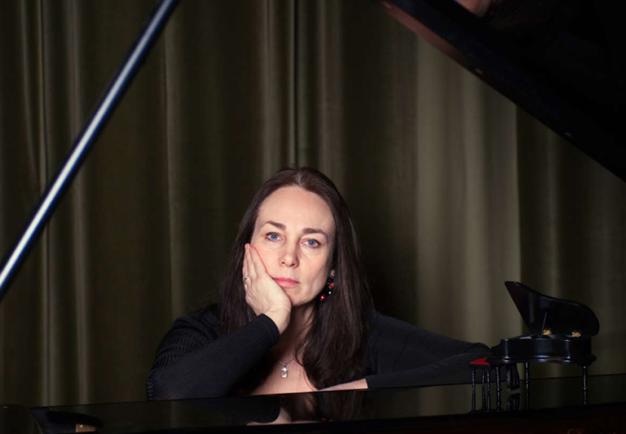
[{"left": 147, "top": 168, "right": 488, "bottom": 400}]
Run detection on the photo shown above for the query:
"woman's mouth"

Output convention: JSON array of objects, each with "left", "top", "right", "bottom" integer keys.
[{"left": 272, "top": 277, "right": 300, "bottom": 288}]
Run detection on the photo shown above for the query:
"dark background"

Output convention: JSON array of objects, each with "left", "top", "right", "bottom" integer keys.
[{"left": 1, "top": 0, "right": 624, "bottom": 406}]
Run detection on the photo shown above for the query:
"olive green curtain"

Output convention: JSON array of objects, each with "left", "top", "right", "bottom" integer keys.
[{"left": 1, "top": 0, "right": 624, "bottom": 406}]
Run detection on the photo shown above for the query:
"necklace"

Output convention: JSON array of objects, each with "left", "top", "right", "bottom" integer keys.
[{"left": 279, "top": 358, "right": 295, "bottom": 379}]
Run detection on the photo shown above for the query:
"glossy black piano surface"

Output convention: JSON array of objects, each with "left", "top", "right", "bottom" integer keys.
[
  {"left": 382, "top": 0, "right": 626, "bottom": 182},
  {"left": 2, "top": 374, "right": 625, "bottom": 434}
]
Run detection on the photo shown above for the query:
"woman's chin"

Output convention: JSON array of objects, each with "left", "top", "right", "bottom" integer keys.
[{"left": 288, "top": 296, "right": 317, "bottom": 311}]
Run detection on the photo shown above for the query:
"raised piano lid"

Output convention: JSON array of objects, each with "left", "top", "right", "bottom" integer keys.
[
  {"left": 504, "top": 281, "right": 600, "bottom": 338},
  {"left": 381, "top": 0, "right": 626, "bottom": 182}
]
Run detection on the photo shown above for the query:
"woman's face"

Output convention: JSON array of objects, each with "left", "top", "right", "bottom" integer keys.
[{"left": 250, "top": 186, "right": 335, "bottom": 308}]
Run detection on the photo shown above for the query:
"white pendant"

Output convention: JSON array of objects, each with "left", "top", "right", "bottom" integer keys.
[{"left": 280, "top": 364, "right": 289, "bottom": 379}]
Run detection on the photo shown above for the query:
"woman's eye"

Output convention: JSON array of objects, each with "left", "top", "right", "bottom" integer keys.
[
  {"left": 265, "top": 232, "right": 281, "bottom": 241},
  {"left": 303, "top": 239, "right": 321, "bottom": 248}
]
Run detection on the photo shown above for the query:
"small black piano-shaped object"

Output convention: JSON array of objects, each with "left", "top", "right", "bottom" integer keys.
[
  {"left": 489, "top": 281, "right": 600, "bottom": 368},
  {"left": 476, "top": 281, "right": 601, "bottom": 406},
  {"left": 468, "top": 281, "right": 600, "bottom": 409}
]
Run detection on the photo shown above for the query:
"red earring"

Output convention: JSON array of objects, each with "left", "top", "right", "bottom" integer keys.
[{"left": 319, "top": 270, "right": 335, "bottom": 302}]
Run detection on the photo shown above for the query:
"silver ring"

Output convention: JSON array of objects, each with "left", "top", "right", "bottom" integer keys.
[{"left": 242, "top": 275, "right": 250, "bottom": 284}]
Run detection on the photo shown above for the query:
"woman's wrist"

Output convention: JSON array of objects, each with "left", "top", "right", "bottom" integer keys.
[{"left": 264, "top": 307, "right": 291, "bottom": 334}]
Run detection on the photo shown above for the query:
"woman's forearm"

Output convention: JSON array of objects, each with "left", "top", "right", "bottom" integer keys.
[{"left": 321, "top": 378, "right": 368, "bottom": 392}]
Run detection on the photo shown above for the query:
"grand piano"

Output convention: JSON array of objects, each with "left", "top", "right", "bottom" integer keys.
[
  {"left": 2, "top": 374, "right": 626, "bottom": 433},
  {"left": 1, "top": 0, "right": 625, "bottom": 432},
  {"left": 3, "top": 280, "right": 620, "bottom": 432}
]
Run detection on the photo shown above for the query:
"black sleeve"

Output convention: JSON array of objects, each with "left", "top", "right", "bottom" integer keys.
[
  {"left": 365, "top": 312, "right": 489, "bottom": 389},
  {"left": 146, "top": 310, "right": 279, "bottom": 400}
]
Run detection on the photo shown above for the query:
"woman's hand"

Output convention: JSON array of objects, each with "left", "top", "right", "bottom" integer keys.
[{"left": 243, "top": 244, "right": 292, "bottom": 333}]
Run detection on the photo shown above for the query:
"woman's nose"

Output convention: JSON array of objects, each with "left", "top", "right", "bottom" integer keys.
[{"left": 280, "top": 244, "right": 299, "bottom": 267}]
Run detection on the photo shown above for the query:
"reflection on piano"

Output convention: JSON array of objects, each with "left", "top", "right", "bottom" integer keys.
[
  {"left": 382, "top": 0, "right": 626, "bottom": 181},
  {"left": 2, "top": 375, "right": 625, "bottom": 433}
]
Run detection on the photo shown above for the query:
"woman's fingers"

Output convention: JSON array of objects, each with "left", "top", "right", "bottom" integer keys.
[
  {"left": 243, "top": 244, "right": 256, "bottom": 279},
  {"left": 241, "top": 244, "right": 292, "bottom": 334},
  {"left": 242, "top": 248, "right": 248, "bottom": 279},
  {"left": 248, "top": 244, "right": 268, "bottom": 278}
]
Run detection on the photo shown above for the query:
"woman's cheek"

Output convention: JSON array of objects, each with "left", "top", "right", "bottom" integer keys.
[
  {"left": 250, "top": 243, "right": 272, "bottom": 266},
  {"left": 314, "top": 272, "right": 329, "bottom": 292}
]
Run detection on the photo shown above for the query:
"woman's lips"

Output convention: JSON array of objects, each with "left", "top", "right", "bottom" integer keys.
[{"left": 273, "top": 277, "right": 300, "bottom": 288}]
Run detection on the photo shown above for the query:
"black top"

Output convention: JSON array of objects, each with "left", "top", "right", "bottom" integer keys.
[{"left": 147, "top": 309, "right": 488, "bottom": 400}]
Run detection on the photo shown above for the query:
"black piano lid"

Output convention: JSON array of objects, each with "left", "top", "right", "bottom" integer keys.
[
  {"left": 504, "top": 281, "right": 600, "bottom": 337},
  {"left": 381, "top": 0, "right": 626, "bottom": 182}
]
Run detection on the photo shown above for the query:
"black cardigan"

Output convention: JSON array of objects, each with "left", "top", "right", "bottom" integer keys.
[{"left": 147, "top": 309, "right": 488, "bottom": 400}]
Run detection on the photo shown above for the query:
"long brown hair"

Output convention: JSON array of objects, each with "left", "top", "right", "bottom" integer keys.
[{"left": 219, "top": 167, "right": 373, "bottom": 389}]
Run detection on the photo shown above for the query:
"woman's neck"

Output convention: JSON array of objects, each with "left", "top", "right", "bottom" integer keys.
[
  {"left": 249, "top": 304, "right": 318, "bottom": 396},
  {"left": 272, "top": 304, "right": 313, "bottom": 361}
]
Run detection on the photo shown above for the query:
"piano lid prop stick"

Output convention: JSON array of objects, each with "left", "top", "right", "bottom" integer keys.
[{"left": 0, "top": 0, "right": 179, "bottom": 301}]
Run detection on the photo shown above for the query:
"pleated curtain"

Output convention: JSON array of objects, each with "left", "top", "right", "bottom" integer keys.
[{"left": 0, "top": 0, "right": 624, "bottom": 406}]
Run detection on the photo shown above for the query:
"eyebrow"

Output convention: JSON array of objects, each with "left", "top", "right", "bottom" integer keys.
[{"left": 262, "top": 220, "right": 330, "bottom": 239}]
